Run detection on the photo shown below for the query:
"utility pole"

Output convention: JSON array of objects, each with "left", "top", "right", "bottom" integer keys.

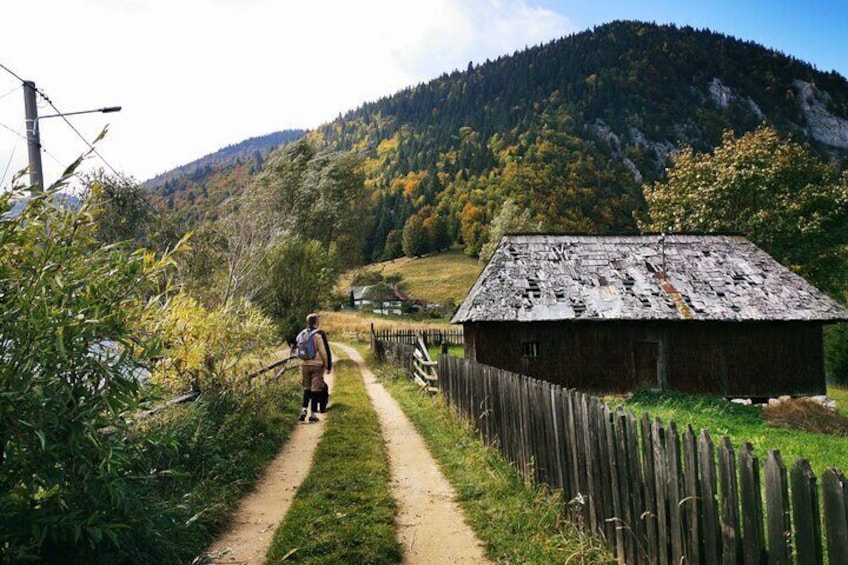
[
  {"left": 23, "top": 80, "right": 44, "bottom": 192},
  {"left": 20, "top": 80, "right": 121, "bottom": 193}
]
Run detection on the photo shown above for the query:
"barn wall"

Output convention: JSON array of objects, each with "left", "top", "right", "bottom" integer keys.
[
  {"left": 717, "top": 323, "right": 824, "bottom": 397},
  {"left": 464, "top": 321, "right": 642, "bottom": 394},
  {"left": 463, "top": 321, "right": 826, "bottom": 397}
]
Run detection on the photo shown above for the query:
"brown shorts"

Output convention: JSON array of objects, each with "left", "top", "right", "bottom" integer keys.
[{"left": 301, "top": 364, "right": 325, "bottom": 392}]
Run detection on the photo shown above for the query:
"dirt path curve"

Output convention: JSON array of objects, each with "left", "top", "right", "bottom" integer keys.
[
  {"left": 334, "top": 343, "right": 491, "bottom": 565},
  {"left": 200, "top": 372, "right": 334, "bottom": 565}
]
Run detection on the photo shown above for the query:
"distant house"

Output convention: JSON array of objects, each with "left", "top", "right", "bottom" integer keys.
[
  {"left": 451, "top": 234, "right": 848, "bottom": 398},
  {"left": 350, "top": 285, "right": 415, "bottom": 316}
]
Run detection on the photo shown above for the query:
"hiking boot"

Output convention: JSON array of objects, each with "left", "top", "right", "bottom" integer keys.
[
  {"left": 308, "top": 414, "right": 319, "bottom": 423},
  {"left": 298, "top": 410, "right": 307, "bottom": 422}
]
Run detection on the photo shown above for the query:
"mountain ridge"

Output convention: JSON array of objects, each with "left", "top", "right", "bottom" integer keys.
[
  {"left": 144, "top": 129, "right": 306, "bottom": 187},
  {"left": 148, "top": 20, "right": 848, "bottom": 259}
]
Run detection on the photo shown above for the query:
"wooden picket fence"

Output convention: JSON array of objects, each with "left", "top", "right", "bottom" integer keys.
[
  {"left": 371, "top": 329, "right": 416, "bottom": 370},
  {"left": 370, "top": 327, "right": 463, "bottom": 347},
  {"left": 439, "top": 355, "right": 848, "bottom": 564}
]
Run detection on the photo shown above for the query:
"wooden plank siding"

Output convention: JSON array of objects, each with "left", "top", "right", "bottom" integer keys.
[{"left": 464, "top": 320, "right": 826, "bottom": 398}]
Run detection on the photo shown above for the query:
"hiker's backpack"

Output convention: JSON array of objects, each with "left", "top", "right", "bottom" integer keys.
[{"left": 295, "top": 328, "right": 317, "bottom": 360}]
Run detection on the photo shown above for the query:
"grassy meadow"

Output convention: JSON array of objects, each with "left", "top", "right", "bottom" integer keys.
[
  {"left": 618, "top": 388, "right": 848, "bottom": 475},
  {"left": 337, "top": 247, "right": 483, "bottom": 307}
]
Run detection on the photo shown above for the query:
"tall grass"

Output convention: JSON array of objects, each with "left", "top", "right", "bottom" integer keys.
[{"left": 136, "top": 375, "right": 302, "bottom": 563}]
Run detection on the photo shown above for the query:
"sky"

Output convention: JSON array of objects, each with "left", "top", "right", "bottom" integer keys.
[{"left": 0, "top": 0, "right": 845, "bottom": 189}]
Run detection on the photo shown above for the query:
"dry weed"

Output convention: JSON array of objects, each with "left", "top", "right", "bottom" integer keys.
[{"left": 762, "top": 398, "right": 848, "bottom": 436}]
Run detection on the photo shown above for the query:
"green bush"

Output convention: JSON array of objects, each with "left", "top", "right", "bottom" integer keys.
[
  {"left": 0, "top": 189, "right": 175, "bottom": 561},
  {"left": 0, "top": 187, "right": 299, "bottom": 563}
]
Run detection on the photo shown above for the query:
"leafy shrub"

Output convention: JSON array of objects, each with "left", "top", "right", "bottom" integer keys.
[
  {"left": 144, "top": 294, "right": 278, "bottom": 395},
  {"left": 0, "top": 188, "right": 176, "bottom": 561},
  {"left": 0, "top": 186, "right": 293, "bottom": 563}
]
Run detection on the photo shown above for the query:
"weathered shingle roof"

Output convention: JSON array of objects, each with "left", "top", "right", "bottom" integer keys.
[{"left": 451, "top": 234, "right": 848, "bottom": 323}]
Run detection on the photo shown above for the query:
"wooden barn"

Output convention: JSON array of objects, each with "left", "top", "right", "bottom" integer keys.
[{"left": 451, "top": 234, "right": 848, "bottom": 398}]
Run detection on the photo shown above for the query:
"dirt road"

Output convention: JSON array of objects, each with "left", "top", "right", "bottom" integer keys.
[
  {"left": 334, "top": 343, "right": 491, "bottom": 565},
  {"left": 201, "top": 373, "right": 333, "bottom": 564},
  {"left": 201, "top": 345, "right": 490, "bottom": 564}
]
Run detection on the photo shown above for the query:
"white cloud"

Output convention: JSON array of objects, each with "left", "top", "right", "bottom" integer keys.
[{"left": 0, "top": 0, "right": 574, "bottom": 184}]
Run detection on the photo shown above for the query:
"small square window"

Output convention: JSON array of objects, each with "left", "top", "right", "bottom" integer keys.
[{"left": 521, "top": 341, "right": 539, "bottom": 358}]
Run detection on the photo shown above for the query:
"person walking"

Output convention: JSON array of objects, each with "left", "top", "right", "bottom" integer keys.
[{"left": 296, "top": 313, "right": 332, "bottom": 422}]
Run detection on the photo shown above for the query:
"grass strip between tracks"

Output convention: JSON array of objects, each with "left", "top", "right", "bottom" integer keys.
[{"left": 266, "top": 356, "right": 402, "bottom": 564}]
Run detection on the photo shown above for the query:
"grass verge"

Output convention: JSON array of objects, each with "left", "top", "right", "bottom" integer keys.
[
  {"left": 266, "top": 357, "right": 402, "bottom": 564},
  {"left": 373, "top": 357, "right": 613, "bottom": 564},
  {"left": 139, "top": 372, "right": 302, "bottom": 563},
  {"left": 621, "top": 388, "right": 848, "bottom": 474}
]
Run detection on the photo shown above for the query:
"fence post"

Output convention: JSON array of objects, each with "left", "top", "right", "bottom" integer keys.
[
  {"left": 822, "top": 468, "right": 848, "bottom": 565},
  {"left": 581, "top": 394, "right": 600, "bottom": 533},
  {"left": 739, "top": 443, "right": 765, "bottom": 564},
  {"left": 719, "top": 436, "right": 742, "bottom": 564},
  {"left": 613, "top": 409, "right": 635, "bottom": 564},
  {"left": 625, "top": 410, "right": 645, "bottom": 564},
  {"left": 651, "top": 418, "right": 670, "bottom": 565},
  {"left": 791, "top": 459, "right": 823, "bottom": 565},
  {"left": 641, "top": 413, "right": 660, "bottom": 565},
  {"left": 594, "top": 402, "right": 615, "bottom": 547},
  {"left": 682, "top": 425, "right": 701, "bottom": 564},
  {"left": 699, "top": 430, "right": 721, "bottom": 565},
  {"left": 666, "top": 422, "right": 685, "bottom": 564},
  {"left": 604, "top": 406, "right": 625, "bottom": 563},
  {"left": 765, "top": 450, "right": 792, "bottom": 565},
  {"left": 551, "top": 385, "right": 571, "bottom": 494}
]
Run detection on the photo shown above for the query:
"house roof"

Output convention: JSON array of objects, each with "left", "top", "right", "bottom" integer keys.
[
  {"left": 451, "top": 234, "right": 848, "bottom": 324},
  {"left": 351, "top": 284, "right": 406, "bottom": 302},
  {"left": 350, "top": 286, "right": 371, "bottom": 301}
]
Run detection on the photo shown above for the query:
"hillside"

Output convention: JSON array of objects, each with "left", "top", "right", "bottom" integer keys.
[
  {"left": 144, "top": 129, "right": 306, "bottom": 222},
  {"left": 339, "top": 248, "right": 482, "bottom": 307},
  {"left": 149, "top": 20, "right": 848, "bottom": 259}
]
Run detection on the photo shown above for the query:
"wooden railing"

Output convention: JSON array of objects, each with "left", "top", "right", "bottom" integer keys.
[{"left": 439, "top": 355, "right": 848, "bottom": 564}]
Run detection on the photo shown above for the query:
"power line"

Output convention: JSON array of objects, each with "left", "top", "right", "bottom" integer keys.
[
  {"left": 0, "top": 61, "right": 25, "bottom": 83},
  {"left": 34, "top": 85, "right": 124, "bottom": 180},
  {"left": 1, "top": 143, "right": 18, "bottom": 188},
  {"left": 0, "top": 85, "right": 20, "bottom": 101},
  {"left": 1, "top": 61, "right": 126, "bottom": 186},
  {"left": 0, "top": 119, "right": 25, "bottom": 141},
  {"left": 1, "top": 117, "right": 71, "bottom": 169}
]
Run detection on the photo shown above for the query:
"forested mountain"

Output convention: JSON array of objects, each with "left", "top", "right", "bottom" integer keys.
[
  {"left": 145, "top": 129, "right": 305, "bottom": 222},
  {"left": 149, "top": 20, "right": 848, "bottom": 260}
]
